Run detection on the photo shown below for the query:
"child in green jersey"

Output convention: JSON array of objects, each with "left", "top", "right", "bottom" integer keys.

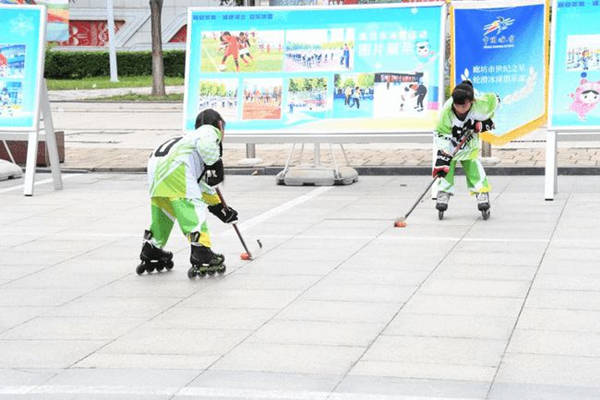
[{"left": 136, "top": 109, "right": 238, "bottom": 278}]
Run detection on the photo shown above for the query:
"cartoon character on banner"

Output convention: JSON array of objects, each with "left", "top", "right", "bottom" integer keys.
[
  {"left": 569, "top": 72, "right": 600, "bottom": 121},
  {"left": 414, "top": 39, "right": 436, "bottom": 78}
]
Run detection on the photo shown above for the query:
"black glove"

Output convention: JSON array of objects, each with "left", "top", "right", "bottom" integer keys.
[
  {"left": 208, "top": 203, "right": 238, "bottom": 224},
  {"left": 202, "top": 159, "right": 224, "bottom": 187},
  {"left": 479, "top": 118, "right": 495, "bottom": 132},
  {"left": 432, "top": 150, "right": 452, "bottom": 178}
]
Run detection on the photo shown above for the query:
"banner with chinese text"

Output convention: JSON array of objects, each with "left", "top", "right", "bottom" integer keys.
[
  {"left": 0, "top": 4, "right": 46, "bottom": 130},
  {"left": 452, "top": 0, "right": 548, "bottom": 145},
  {"left": 184, "top": 4, "right": 446, "bottom": 134},
  {"left": 549, "top": 0, "right": 600, "bottom": 130}
]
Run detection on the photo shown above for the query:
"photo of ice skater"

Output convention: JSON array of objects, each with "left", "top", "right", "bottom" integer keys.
[
  {"left": 566, "top": 35, "right": 600, "bottom": 71},
  {"left": 242, "top": 78, "right": 283, "bottom": 120},
  {"left": 373, "top": 72, "right": 429, "bottom": 117},
  {"left": 0, "top": 81, "right": 22, "bottom": 118},
  {"left": 200, "top": 31, "right": 284, "bottom": 73},
  {"left": 332, "top": 73, "right": 374, "bottom": 118},
  {"left": 0, "top": 44, "right": 26, "bottom": 78},
  {"left": 284, "top": 28, "right": 354, "bottom": 72},
  {"left": 198, "top": 79, "right": 239, "bottom": 121}
]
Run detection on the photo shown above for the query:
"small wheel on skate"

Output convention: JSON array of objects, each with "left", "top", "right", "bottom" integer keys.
[
  {"left": 207, "top": 269, "right": 216, "bottom": 276},
  {"left": 217, "top": 265, "right": 226, "bottom": 275},
  {"left": 187, "top": 267, "right": 197, "bottom": 279},
  {"left": 145, "top": 264, "right": 156, "bottom": 273},
  {"left": 165, "top": 260, "right": 174, "bottom": 271},
  {"left": 156, "top": 264, "right": 165, "bottom": 272},
  {"left": 136, "top": 263, "right": 146, "bottom": 275},
  {"left": 482, "top": 209, "right": 490, "bottom": 220},
  {"left": 438, "top": 210, "right": 444, "bottom": 220}
]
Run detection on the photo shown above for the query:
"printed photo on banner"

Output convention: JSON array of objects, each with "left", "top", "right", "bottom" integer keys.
[
  {"left": 200, "top": 30, "right": 284, "bottom": 73},
  {"left": 0, "top": 44, "right": 26, "bottom": 78},
  {"left": 198, "top": 78, "right": 239, "bottom": 121},
  {"left": 566, "top": 35, "right": 600, "bottom": 72},
  {"left": 287, "top": 77, "right": 329, "bottom": 117},
  {"left": 242, "top": 78, "right": 283, "bottom": 120},
  {"left": 0, "top": 80, "right": 23, "bottom": 118},
  {"left": 372, "top": 72, "right": 426, "bottom": 117},
  {"left": 284, "top": 28, "right": 354, "bottom": 72},
  {"left": 333, "top": 73, "right": 374, "bottom": 118}
]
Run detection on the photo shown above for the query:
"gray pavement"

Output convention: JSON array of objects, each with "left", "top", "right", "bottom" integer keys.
[{"left": 1, "top": 173, "right": 599, "bottom": 399}]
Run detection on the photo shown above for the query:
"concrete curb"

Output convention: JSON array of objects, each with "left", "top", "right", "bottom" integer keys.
[{"left": 48, "top": 165, "right": 600, "bottom": 176}]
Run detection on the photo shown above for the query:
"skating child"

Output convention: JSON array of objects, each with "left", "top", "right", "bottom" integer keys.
[
  {"left": 432, "top": 80, "right": 497, "bottom": 219},
  {"left": 137, "top": 108, "right": 239, "bottom": 278}
]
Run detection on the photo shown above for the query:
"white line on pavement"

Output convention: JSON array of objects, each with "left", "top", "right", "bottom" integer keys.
[
  {"left": 0, "top": 385, "right": 481, "bottom": 400},
  {"left": 0, "top": 174, "right": 80, "bottom": 194}
]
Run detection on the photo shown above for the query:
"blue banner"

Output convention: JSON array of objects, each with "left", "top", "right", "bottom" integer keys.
[
  {"left": 0, "top": 5, "right": 45, "bottom": 130},
  {"left": 184, "top": 4, "right": 446, "bottom": 133},
  {"left": 550, "top": 0, "right": 600, "bottom": 129},
  {"left": 453, "top": 1, "right": 547, "bottom": 144}
]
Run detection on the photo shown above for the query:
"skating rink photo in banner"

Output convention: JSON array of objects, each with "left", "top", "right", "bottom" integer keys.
[
  {"left": 452, "top": 0, "right": 548, "bottom": 145},
  {"left": 183, "top": 4, "right": 446, "bottom": 134},
  {"left": 549, "top": 0, "right": 600, "bottom": 130},
  {"left": 0, "top": 4, "right": 45, "bottom": 130}
]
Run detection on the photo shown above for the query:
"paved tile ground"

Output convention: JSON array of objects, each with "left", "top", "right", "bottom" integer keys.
[{"left": 1, "top": 174, "right": 599, "bottom": 399}]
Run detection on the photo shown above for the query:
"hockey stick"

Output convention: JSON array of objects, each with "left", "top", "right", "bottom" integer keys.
[
  {"left": 215, "top": 187, "right": 263, "bottom": 260},
  {"left": 394, "top": 130, "right": 474, "bottom": 228}
]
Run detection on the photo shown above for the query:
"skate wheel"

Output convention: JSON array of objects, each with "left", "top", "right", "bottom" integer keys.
[
  {"left": 187, "top": 267, "right": 197, "bottom": 279},
  {"left": 135, "top": 263, "right": 146, "bottom": 275},
  {"left": 156, "top": 265, "right": 165, "bottom": 272},
  {"left": 218, "top": 265, "right": 226, "bottom": 275},
  {"left": 199, "top": 270, "right": 207, "bottom": 277},
  {"left": 165, "top": 260, "right": 174, "bottom": 271},
  {"left": 207, "top": 269, "right": 216, "bottom": 276},
  {"left": 482, "top": 209, "right": 490, "bottom": 220},
  {"left": 146, "top": 265, "right": 156, "bottom": 273},
  {"left": 438, "top": 210, "right": 444, "bottom": 220}
]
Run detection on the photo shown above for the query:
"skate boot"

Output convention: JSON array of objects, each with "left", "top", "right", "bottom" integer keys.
[
  {"left": 476, "top": 192, "right": 491, "bottom": 220},
  {"left": 136, "top": 230, "right": 174, "bottom": 275},
  {"left": 187, "top": 244, "right": 226, "bottom": 279},
  {"left": 436, "top": 191, "right": 451, "bottom": 220}
]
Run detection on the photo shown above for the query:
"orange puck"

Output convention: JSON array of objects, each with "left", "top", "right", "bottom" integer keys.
[{"left": 240, "top": 252, "right": 251, "bottom": 260}]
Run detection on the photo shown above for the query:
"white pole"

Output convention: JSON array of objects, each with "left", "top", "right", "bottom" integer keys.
[
  {"left": 544, "top": 130, "right": 558, "bottom": 201},
  {"left": 107, "top": 0, "right": 118, "bottom": 82}
]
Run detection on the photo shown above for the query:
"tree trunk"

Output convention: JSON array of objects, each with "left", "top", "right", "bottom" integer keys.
[{"left": 150, "top": 0, "right": 165, "bottom": 96}]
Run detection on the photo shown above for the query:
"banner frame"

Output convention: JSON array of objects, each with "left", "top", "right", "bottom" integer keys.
[{"left": 183, "top": 2, "right": 447, "bottom": 137}]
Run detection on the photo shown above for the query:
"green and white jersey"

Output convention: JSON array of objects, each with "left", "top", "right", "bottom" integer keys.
[
  {"left": 147, "top": 125, "right": 222, "bottom": 199},
  {"left": 434, "top": 92, "right": 498, "bottom": 161}
]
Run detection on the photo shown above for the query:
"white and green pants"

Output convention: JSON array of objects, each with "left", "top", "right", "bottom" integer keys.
[
  {"left": 148, "top": 197, "right": 212, "bottom": 248},
  {"left": 437, "top": 158, "right": 491, "bottom": 195}
]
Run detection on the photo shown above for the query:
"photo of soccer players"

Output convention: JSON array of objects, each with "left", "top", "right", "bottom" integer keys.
[
  {"left": 198, "top": 79, "right": 239, "bottom": 121},
  {"left": 333, "top": 73, "right": 374, "bottom": 118},
  {"left": 0, "top": 44, "right": 26, "bottom": 79},
  {"left": 0, "top": 80, "right": 23, "bottom": 118},
  {"left": 287, "top": 77, "right": 329, "bottom": 117},
  {"left": 242, "top": 78, "right": 283, "bottom": 120},
  {"left": 200, "top": 31, "right": 284, "bottom": 73},
  {"left": 284, "top": 28, "right": 354, "bottom": 72}
]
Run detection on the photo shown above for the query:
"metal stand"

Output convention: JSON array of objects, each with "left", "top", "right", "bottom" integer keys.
[
  {"left": 23, "top": 80, "right": 63, "bottom": 196},
  {"left": 276, "top": 142, "right": 358, "bottom": 186},
  {"left": 544, "top": 130, "right": 557, "bottom": 201},
  {"left": 238, "top": 143, "right": 263, "bottom": 166}
]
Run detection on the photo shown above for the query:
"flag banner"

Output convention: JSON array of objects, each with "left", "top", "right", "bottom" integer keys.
[{"left": 452, "top": 0, "right": 548, "bottom": 145}]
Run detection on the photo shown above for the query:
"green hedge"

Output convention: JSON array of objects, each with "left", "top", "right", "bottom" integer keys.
[{"left": 45, "top": 50, "right": 186, "bottom": 79}]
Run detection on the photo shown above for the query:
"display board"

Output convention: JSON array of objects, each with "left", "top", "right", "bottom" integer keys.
[
  {"left": 548, "top": 0, "right": 600, "bottom": 130},
  {"left": 0, "top": 0, "right": 69, "bottom": 42},
  {"left": 183, "top": 3, "right": 446, "bottom": 135},
  {"left": 0, "top": 4, "right": 46, "bottom": 131}
]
